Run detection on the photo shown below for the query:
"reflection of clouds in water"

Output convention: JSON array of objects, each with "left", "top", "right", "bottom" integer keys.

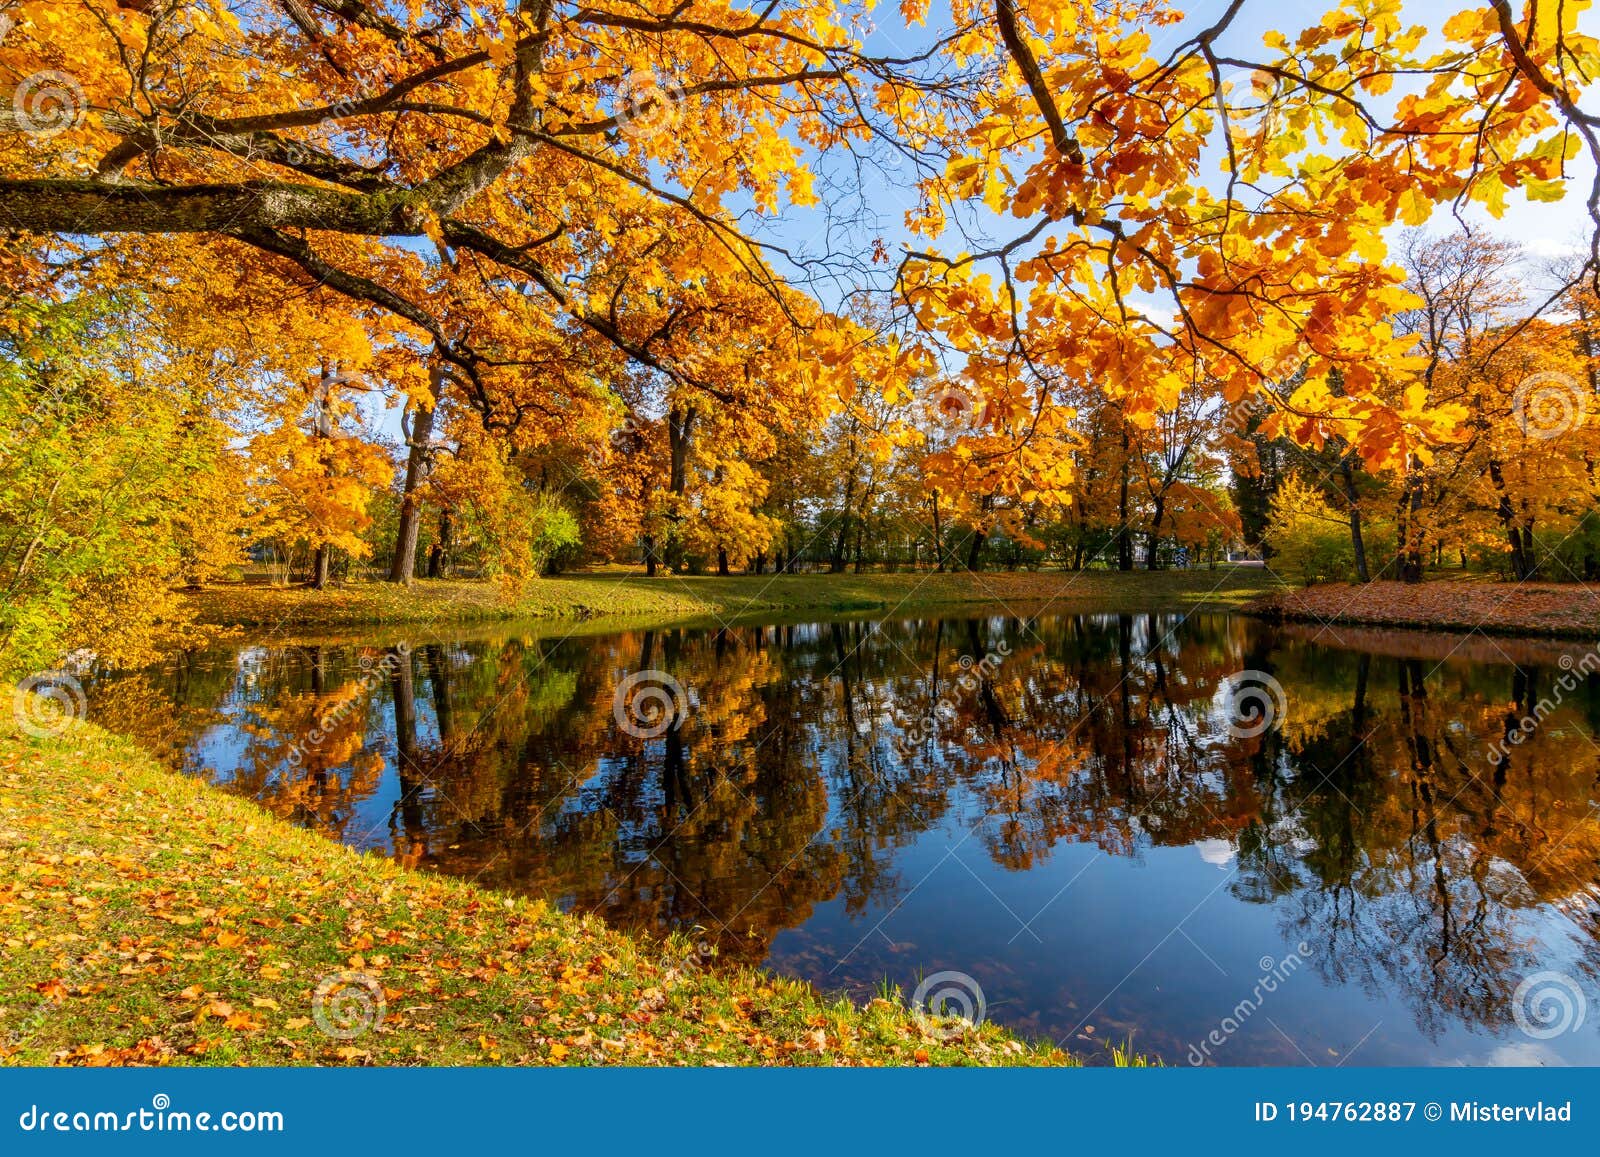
[
  {"left": 1484, "top": 1040, "right": 1569, "bottom": 1067},
  {"left": 1195, "top": 839, "right": 1236, "bottom": 869}
]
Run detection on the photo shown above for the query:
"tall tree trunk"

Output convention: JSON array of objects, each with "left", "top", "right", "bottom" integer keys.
[
  {"left": 388, "top": 391, "right": 438, "bottom": 584},
  {"left": 1339, "top": 455, "right": 1371, "bottom": 582},
  {"left": 1144, "top": 496, "right": 1165, "bottom": 571},
  {"left": 664, "top": 404, "right": 696, "bottom": 573},
  {"left": 643, "top": 533, "right": 658, "bottom": 577},
  {"left": 309, "top": 369, "right": 336, "bottom": 590},
  {"left": 966, "top": 529, "right": 986, "bottom": 571},
  {"left": 312, "top": 545, "right": 332, "bottom": 589},
  {"left": 1117, "top": 426, "right": 1133, "bottom": 571},
  {"left": 1487, "top": 458, "right": 1534, "bottom": 580},
  {"left": 1398, "top": 454, "right": 1426, "bottom": 584},
  {"left": 717, "top": 545, "right": 729, "bottom": 577},
  {"left": 831, "top": 469, "right": 856, "bottom": 572},
  {"left": 426, "top": 508, "right": 453, "bottom": 578},
  {"left": 930, "top": 489, "right": 945, "bottom": 572}
]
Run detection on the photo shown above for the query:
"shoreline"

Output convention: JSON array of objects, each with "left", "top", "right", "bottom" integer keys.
[
  {"left": 0, "top": 707, "right": 1103, "bottom": 1068},
  {"left": 1245, "top": 580, "right": 1600, "bottom": 642},
  {"left": 182, "top": 568, "right": 1282, "bottom": 635}
]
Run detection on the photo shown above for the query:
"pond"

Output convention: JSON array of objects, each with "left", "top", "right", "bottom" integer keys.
[{"left": 83, "top": 610, "right": 1600, "bottom": 1066}]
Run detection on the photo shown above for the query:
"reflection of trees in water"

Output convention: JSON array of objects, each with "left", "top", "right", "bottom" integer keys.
[{"left": 99, "top": 614, "right": 1600, "bottom": 1029}]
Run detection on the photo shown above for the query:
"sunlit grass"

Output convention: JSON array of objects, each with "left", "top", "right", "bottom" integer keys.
[{"left": 187, "top": 567, "right": 1283, "bottom": 631}]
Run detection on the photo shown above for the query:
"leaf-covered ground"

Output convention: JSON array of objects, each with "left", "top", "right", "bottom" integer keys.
[
  {"left": 1250, "top": 579, "right": 1600, "bottom": 639},
  {"left": 0, "top": 709, "right": 1096, "bottom": 1068},
  {"left": 188, "top": 567, "right": 1281, "bottom": 631}
]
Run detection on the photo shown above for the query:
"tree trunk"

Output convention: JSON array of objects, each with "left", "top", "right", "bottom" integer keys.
[
  {"left": 1487, "top": 459, "right": 1534, "bottom": 580},
  {"left": 388, "top": 392, "right": 438, "bottom": 584},
  {"left": 717, "top": 546, "right": 729, "bottom": 577},
  {"left": 312, "top": 544, "right": 332, "bottom": 589},
  {"left": 930, "top": 490, "right": 945, "bottom": 573},
  {"left": 664, "top": 405, "right": 696, "bottom": 573},
  {"left": 1144, "top": 496, "right": 1165, "bottom": 571},
  {"left": 831, "top": 470, "right": 856, "bottom": 573},
  {"left": 426, "top": 508, "right": 453, "bottom": 578},
  {"left": 1339, "top": 455, "right": 1371, "bottom": 582},
  {"left": 1117, "top": 426, "right": 1133, "bottom": 571},
  {"left": 309, "top": 368, "right": 336, "bottom": 590},
  {"left": 1398, "top": 455, "right": 1426, "bottom": 584},
  {"left": 643, "top": 533, "right": 658, "bottom": 577},
  {"left": 966, "top": 529, "right": 985, "bottom": 571}
]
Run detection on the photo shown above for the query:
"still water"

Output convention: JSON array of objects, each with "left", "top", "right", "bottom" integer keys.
[{"left": 86, "top": 611, "right": 1600, "bottom": 1065}]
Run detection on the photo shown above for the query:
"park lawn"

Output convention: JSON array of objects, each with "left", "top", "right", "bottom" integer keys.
[
  {"left": 188, "top": 566, "right": 1283, "bottom": 631},
  {"left": 0, "top": 708, "right": 1100, "bottom": 1068}
]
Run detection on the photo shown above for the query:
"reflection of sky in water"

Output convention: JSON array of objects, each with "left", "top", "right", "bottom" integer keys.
[{"left": 89, "top": 613, "right": 1600, "bottom": 1066}]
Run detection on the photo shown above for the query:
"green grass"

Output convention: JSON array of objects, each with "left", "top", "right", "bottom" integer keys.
[
  {"left": 0, "top": 704, "right": 1126, "bottom": 1068},
  {"left": 188, "top": 566, "right": 1282, "bottom": 633}
]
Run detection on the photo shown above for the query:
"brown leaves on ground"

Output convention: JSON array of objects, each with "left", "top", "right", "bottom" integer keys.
[
  {"left": 0, "top": 709, "right": 1072, "bottom": 1069},
  {"left": 1252, "top": 580, "right": 1600, "bottom": 639}
]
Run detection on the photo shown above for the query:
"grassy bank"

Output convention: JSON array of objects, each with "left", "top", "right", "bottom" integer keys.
[
  {"left": 1249, "top": 579, "right": 1600, "bottom": 640},
  {"left": 188, "top": 566, "right": 1282, "bottom": 632},
  {"left": 0, "top": 708, "right": 1094, "bottom": 1067}
]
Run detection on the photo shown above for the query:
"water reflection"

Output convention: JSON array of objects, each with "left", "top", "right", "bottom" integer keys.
[{"left": 88, "top": 613, "right": 1600, "bottom": 1065}]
